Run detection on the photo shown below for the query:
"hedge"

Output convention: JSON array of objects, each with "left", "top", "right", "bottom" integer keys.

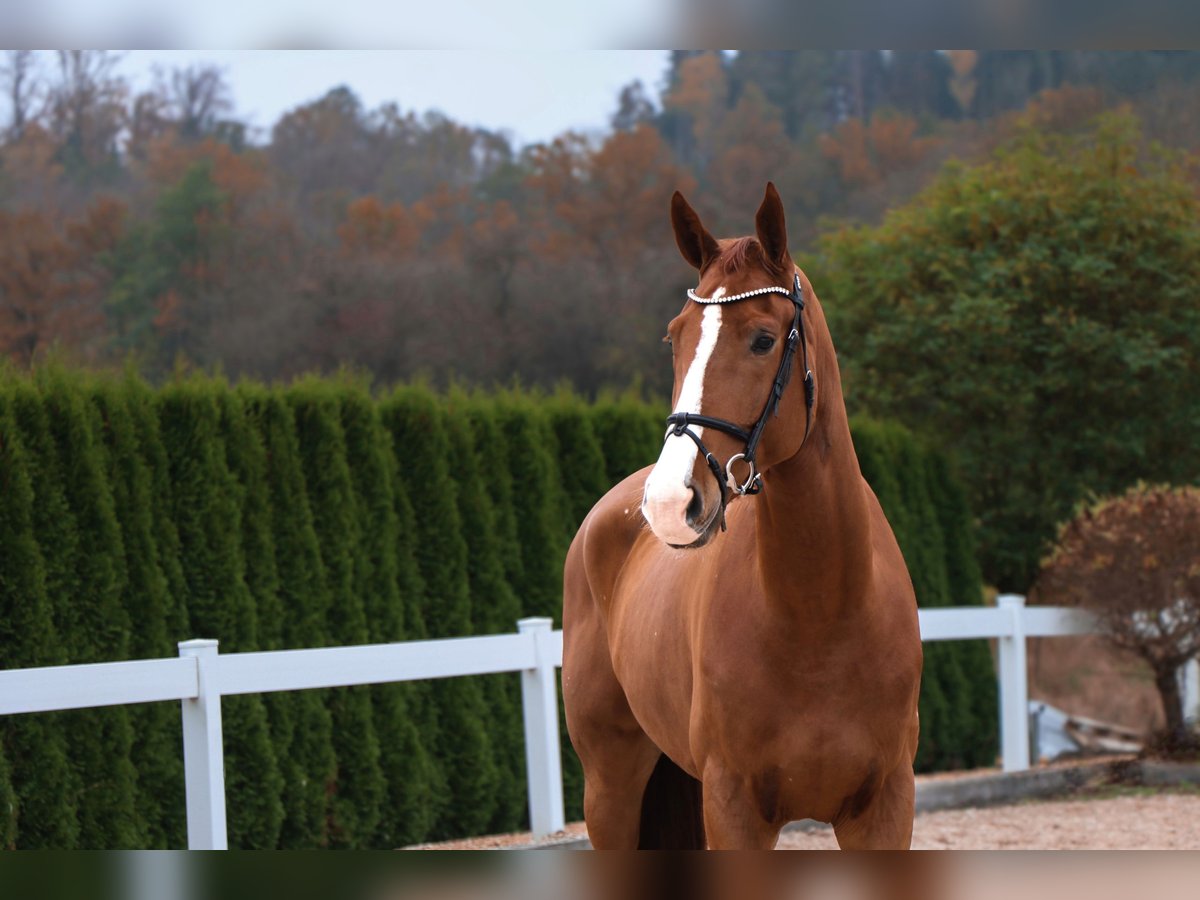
[{"left": 0, "top": 370, "right": 992, "bottom": 846}]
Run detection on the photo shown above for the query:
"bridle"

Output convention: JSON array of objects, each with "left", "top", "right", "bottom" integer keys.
[{"left": 663, "top": 272, "right": 816, "bottom": 532}]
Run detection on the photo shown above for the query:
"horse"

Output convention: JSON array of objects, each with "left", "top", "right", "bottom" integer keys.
[{"left": 561, "top": 183, "right": 923, "bottom": 849}]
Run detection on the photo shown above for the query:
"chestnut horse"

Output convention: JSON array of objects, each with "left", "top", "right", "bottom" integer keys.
[{"left": 562, "top": 184, "right": 922, "bottom": 849}]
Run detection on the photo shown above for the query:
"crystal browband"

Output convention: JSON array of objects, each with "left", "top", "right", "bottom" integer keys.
[{"left": 686, "top": 285, "right": 795, "bottom": 305}]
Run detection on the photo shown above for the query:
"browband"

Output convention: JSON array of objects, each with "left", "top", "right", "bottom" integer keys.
[{"left": 686, "top": 285, "right": 793, "bottom": 305}]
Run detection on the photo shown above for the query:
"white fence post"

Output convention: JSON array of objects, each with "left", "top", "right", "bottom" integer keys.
[
  {"left": 1182, "top": 658, "right": 1200, "bottom": 727},
  {"left": 178, "top": 639, "right": 228, "bottom": 850},
  {"left": 997, "top": 595, "right": 1030, "bottom": 772},
  {"left": 517, "top": 617, "right": 565, "bottom": 837}
]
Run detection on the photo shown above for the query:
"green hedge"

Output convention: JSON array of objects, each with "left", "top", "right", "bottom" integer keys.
[{"left": 0, "top": 370, "right": 992, "bottom": 846}]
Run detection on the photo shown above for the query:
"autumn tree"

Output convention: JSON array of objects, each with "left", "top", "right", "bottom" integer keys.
[
  {"left": 661, "top": 51, "right": 730, "bottom": 173},
  {"left": 819, "top": 111, "right": 939, "bottom": 190},
  {"left": 0, "top": 198, "right": 124, "bottom": 367},
  {"left": 611, "top": 80, "right": 656, "bottom": 132},
  {"left": 46, "top": 51, "right": 127, "bottom": 181},
  {"left": 727, "top": 51, "right": 837, "bottom": 139},
  {"left": 1034, "top": 485, "right": 1200, "bottom": 751},
  {"left": 1, "top": 51, "right": 40, "bottom": 141}
]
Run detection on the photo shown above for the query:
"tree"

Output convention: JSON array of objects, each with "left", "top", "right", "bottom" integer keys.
[
  {"left": 661, "top": 51, "right": 730, "bottom": 173},
  {"left": 89, "top": 376, "right": 184, "bottom": 847},
  {"left": 338, "top": 381, "right": 437, "bottom": 846},
  {"left": 444, "top": 388, "right": 527, "bottom": 832},
  {"left": 237, "top": 387, "right": 335, "bottom": 847},
  {"left": 156, "top": 379, "right": 283, "bottom": 847},
  {"left": 611, "top": 80, "right": 656, "bottom": 132},
  {"left": 0, "top": 381, "right": 79, "bottom": 847},
  {"left": 814, "top": 112, "right": 1200, "bottom": 591},
  {"left": 0, "top": 199, "right": 123, "bottom": 367},
  {"left": 727, "top": 51, "right": 837, "bottom": 139},
  {"left": 380, "top": 385, "right": 498, "bottom": 838},
  {"left": 1034, "top": 485, "right": 1200, "bottom": 751},
  {"left": 46, "top": 51, "right": 127, "bottom": 181},
  {"left": 288, "top": 381, "right": 385, "bottom": 847},
  {"left": 161, "top": 65, "right": 233, "bottom": 142},
  {"left": 106, "top": 161, "right": 228, "bottom": 368},
  {"left": 545, "top": 388, "right": 609, "bottom": 539},
  {"left": 1, "top": 51, "right": 40, "bottom": 141},
  {"left": 36, "top": 368, "right": 143, "bottom": 848}
]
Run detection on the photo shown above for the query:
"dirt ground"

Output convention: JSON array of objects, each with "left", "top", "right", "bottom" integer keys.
[
  {"left": 775, "top": 788, "right": 1200, "bottom": 849},
  {"left": 411, "top": 787, "right": 1200, "bottom": 850}
]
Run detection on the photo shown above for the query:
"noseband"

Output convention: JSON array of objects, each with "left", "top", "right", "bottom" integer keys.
[{"left": 664, "top": 273, "right": 815, "bottom": 532}]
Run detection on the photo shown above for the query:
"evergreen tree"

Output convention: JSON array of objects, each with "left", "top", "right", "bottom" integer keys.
[
  {"left": 445, "top": 388, "right": 526, "bottom": 832},
  {"left": 239, "top": 388, "right": 336, "bottom": 847},
  {"left": 925, "top": 451, "right": 998, "bottom": 767},
  {"left": 0, "top": 383, "right": 79, "bottom": 847},
  {"left": 463, "top": 391, "right": 526, "bottom": 600},
  {"left": 589, "top": 393, "right": 665, "bottom": 490},
  {"left": 289, "top": 381, "right": 384, "bottom": 848},
  {"left": 853, "top": 418, "right": 991, "bottom": 771},
  {"left": 124, "top": 373, "right": 189, "bottom": 646},
  {"left": 212, "top": 385, "right": 290, "bottom": 847},
  {"left": 491, "top": 391, "right": 568, "bottom": 622},
  {"left": 0, "top": 744, "right": 15, "bottom": 849},
  {"left": 491, "top": 390, "right": 587, "bottom": 816},
  {"left": 546, "top": 388, "right": 609, "bottom": 537},
  {"left": 339, "top": 381, "right": 437, "bottom": 846},
  {"left": 378, "top": 393, "right": 451, "bottom": 841},
  {"left": 157, "top": 379, "right": 282, "bottom": 848},
  {"left": 36, "top": 368, "right": 142, "bottom": 848},
  {"left": 89, "top": 376, "right": 182, "bottom": 847},
  {"left": 380, "top": 385, "right": 498, "bottom": 838}
]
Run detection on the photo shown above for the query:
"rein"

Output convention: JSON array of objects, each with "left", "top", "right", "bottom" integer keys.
[{"left": 664, "top": 273, "right": 815, "bottom": 532}]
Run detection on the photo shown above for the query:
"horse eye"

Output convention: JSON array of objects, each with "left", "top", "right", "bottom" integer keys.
[{"left": 752, "top": 334, "right": 776, "bottom": 354}]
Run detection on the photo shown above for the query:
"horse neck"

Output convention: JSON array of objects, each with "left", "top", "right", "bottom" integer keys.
[{"left": 752, "top": 300, "right": 875, "bottom": 627}]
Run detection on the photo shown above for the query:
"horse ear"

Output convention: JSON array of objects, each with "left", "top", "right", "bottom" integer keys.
[
  {"left": 754, "top": 182, "right": 790, "bottom": 270},
  {"left": 671, "top": 191, "right": 720, "bottom": 271}
]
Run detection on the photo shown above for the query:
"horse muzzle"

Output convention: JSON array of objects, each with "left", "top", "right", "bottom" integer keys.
[{"left": 641, "top": 475, "right": 722, "bottom": 549}]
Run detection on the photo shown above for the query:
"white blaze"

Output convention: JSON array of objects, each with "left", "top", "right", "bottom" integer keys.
[{"left": 642, "top": 300, "right": 724, "bottom": 544}]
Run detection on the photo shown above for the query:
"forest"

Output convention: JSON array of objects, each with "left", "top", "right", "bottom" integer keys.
[{"left": 5, "top": 50, "right": 1200, "bottom": 394}]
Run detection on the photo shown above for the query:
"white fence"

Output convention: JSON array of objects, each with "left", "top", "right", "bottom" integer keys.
[{"left": 0, "top": 595, "right": 1125, "bottom": 850}]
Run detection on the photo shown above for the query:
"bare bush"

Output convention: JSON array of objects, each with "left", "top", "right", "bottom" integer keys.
[{"left": 1033, "top": 484, "right": 1200, "bottom": 750}]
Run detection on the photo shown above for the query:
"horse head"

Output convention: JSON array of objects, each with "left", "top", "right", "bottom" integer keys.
[{"left": 642, "top": 183, "right": 817, "bottom": 548}]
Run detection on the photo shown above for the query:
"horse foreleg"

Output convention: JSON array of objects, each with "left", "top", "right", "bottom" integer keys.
[
  {"left": 700, "top": 764, "right": 782, "bottom": 849},
  {"left": 830, "top": 764, "right": 915, "bottom": 850},
  {"left": 563, "top": 596, "right": 661, "bottom": 848},
  {"left": 579, "top": 727, "right": 662, "bottom": 849}
]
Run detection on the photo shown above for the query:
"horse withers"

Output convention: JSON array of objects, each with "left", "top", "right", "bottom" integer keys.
[{"left": 562, "top": 184, "right": 923, "bottom": 849}]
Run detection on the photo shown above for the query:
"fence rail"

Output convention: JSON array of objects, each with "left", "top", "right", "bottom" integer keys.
[{"left": 0, "top": 597, "right": 1108, "bottom": 849}]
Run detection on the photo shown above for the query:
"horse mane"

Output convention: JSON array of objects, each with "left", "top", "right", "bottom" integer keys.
[{"left": 712, "top": 236, "right": 785, "bottom": 278}]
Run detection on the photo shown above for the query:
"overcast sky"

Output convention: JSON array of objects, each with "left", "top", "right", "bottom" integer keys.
[{"left": 118, "top": 50, "right": 671, "bottom": 147}]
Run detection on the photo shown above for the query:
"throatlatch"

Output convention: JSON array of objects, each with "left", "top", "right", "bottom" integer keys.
[{"left": 664, "top": 273, "right": 815, "bottom": 531}]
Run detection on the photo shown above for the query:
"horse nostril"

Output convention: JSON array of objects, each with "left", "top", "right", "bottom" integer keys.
[{"left": 686, "top": 486, "right": 704, "bottom": 526}]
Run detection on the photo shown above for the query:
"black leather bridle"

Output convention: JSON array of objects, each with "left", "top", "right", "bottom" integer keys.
[{"left": 663, "top": 272, "right": 815, "bottom": 532}]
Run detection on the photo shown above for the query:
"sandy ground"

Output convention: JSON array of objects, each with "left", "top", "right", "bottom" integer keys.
[
  {"left": 775, "top": 790, "right": 1200, "bottom": 849},
  {"left": 411, "top": 788, "right": 1200, "bottom": 850}
]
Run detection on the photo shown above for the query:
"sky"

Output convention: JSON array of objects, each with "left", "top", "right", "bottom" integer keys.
[{"left": 118, "top": 50, "right": 672, "bottom": 147}]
